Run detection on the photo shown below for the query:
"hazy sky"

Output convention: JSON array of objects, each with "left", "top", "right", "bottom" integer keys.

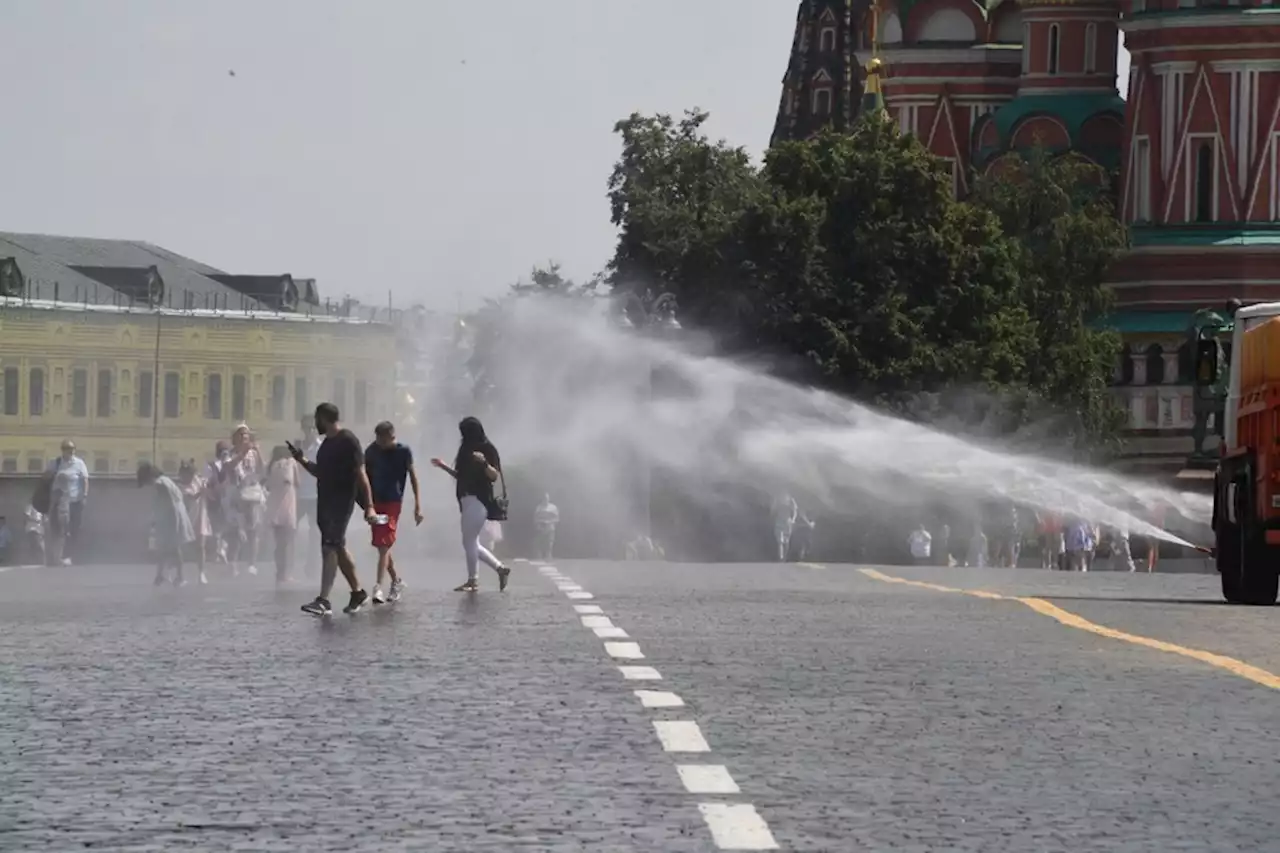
[{"left": 1, "top": 2, "right": 1130, "bottom": 311}]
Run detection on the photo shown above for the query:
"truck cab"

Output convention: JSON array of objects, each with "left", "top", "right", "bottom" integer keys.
[{"left": 1214, "top": 301, "right": 1280, "bottom": 604}]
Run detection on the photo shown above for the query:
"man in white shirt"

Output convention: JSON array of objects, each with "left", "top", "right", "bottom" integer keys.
[
  {"left": 908, "top": 523, "right": 932, "bottom": 566},
  {"left": 534, "top": 493, "right": 560, "bottom": 561},
  {"left": 771, "top": 493, "right": 798, "bottom": 562},
  {"left": 48, "top": 440, "right": 89, "bottom": 565}
]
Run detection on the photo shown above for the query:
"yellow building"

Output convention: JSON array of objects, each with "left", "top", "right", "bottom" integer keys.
[{"left": 0, "top": 233, "right": 399, "bottom": 476}]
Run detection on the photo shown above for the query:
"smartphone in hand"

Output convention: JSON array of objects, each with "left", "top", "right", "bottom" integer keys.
[{"left": 286, "top": 440, "right": 302, "bottom": 461}]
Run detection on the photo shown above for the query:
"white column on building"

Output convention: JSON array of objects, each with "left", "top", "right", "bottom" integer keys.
[
  {"left": 1131, "top": 343, "right": 1148, "bottom": 386},
  {"left": 1162, "top": 346, "right": 1180, "bottom": 384}
]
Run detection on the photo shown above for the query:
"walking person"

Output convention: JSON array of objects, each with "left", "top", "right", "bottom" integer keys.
[
  {"left": 364, "top": 421, "right": 423, "bottom": 605},
  {"left": 1109, "top": 519, "right": 1136, "bottom": 572},
  {"left": 293, "top": 403, "right": 375, "bottom": 616},
  {"left": 204, "top": 441, "right": 232, "bottom": 566},
  {"left": 223, "top": 425, "right": 265, "bottom": 577},
  {"left": 266, "top": 445, "right": 299, "bottom": 584},
  {"left": 771, "top": 492, "right": 798, "bottom": 562},
  {"left": 534, "top": 493, "right": 560, "bottom": 561},
  {"left": 177, "top": 460, "right": 211, "bottom": 584},
  {"left": 429, "top": 416, "right": 511, "bottom": 593},
  {"left": 294, "top": 416, "right": 323, "bottom": 576},
  {"left": 908, "top": 522, "right": 932, "bottom": 566},
  {"left": 138, "top": 462, "right": 196, "bottom": 586},
  {"left": 47, "top": 440, "right": 89, "bottom": 566}
]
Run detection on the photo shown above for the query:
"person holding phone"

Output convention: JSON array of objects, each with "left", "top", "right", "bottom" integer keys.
[
  {"left": 430, "top": 416, "right": 511, "bottom": 592},
  {"left": 292, "top": 402, "right": 376, "bottom": 616}
]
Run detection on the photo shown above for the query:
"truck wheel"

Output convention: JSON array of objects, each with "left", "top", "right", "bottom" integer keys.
[
  {"left": 1220, "top": 565, "right": 1243, "bottom": 604},
  {"left": 1224, "top": 538, "right": 1279, "bottom": 605},
  {"left": 1239, "top": 567, "right": 1280, "bottom": 605}
]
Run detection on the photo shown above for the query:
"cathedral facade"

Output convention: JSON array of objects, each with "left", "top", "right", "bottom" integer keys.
[{"left": 774, "top": 0, "right": 1280, "bottom": 460}]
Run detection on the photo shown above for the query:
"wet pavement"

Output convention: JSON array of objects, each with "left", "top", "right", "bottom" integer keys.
[{"left": 3, "top": 559, "right": 1278, "bottom": 851}]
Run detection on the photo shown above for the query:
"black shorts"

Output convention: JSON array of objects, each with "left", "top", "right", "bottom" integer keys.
[{"left": 316, "top": 499, "right": 355, "bottom": 550}]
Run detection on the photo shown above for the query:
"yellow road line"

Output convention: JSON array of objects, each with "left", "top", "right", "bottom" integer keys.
[{"left": 855, "top": 567, "right": 1280, "bottom": 692}]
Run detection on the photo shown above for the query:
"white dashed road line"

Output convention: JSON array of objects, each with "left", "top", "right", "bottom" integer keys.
[
  {"left": 677, "top": 764, "right": 740, "bottom": 794},
  {"left": 543, "top": 566, "right": 780, "bottom": 851},
  {"left": 634, "top": 689, "right": 684, "bottom": 708},
  {"left": 604, "top": 641, "right": 644, "bottom": 659},
  {"left": 653, "top": 720, "right": 712, "bottom": 753},
  {"left": 698, "top": 804, "right": 779, "bottom": 850}
]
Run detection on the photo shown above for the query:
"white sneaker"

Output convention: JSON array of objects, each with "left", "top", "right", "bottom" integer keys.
[
  {"left": 372, "top": 586, "right": 387, "bottom": 605},
  {"left": 199, "top": 571, "right": 209, "bottom": 585},
  {"left": 247, "top": 565, "right": 258, "bottom": 576},
  {"left": 61, "top": 557, "right": 72, "bottom": 566},
  {"left": 388, "top": 578, "right": 404, "bottom": 602}
]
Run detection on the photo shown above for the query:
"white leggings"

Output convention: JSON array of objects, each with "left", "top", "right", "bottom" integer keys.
[{"left": 460, "top": 496, "right": 502, "bottom": 580}]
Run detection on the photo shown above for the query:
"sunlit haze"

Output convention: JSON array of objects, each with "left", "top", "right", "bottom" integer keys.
[{"left": 1, "top": 1, "right": 1130, "bottom": 311}]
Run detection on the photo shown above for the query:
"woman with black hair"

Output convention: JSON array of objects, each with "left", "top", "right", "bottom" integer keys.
[{"left": 431, "top": 416, "right": 512, "bottom": 592}]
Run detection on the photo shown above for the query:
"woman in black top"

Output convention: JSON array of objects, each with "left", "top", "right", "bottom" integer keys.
[{"left": 431, "top": 417, "right": 511, "bottom": 592}]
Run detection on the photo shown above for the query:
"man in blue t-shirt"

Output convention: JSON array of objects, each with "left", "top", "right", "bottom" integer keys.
[{"left": 364, "top": 421, "right": 422, "bottom": 604}]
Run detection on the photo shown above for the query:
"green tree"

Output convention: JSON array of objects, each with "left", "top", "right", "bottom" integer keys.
[
  {"left": 601, "top": 109, "right": 1127, "bottom": 451},
  {"left": 970, "top": 149, "right": 1129, "bottom": 451}
]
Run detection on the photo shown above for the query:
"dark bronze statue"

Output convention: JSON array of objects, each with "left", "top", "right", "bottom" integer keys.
[{"left": 1187, "top": 300, "right": 1240, "bottom": 458}]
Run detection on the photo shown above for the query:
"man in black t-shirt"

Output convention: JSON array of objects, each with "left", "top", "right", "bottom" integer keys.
[{"left": 292, "top": 402, "right": 376, "bottom": 616}]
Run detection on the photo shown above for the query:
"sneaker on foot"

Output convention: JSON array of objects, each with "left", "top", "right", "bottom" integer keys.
[
  {"left": 301, "top": 597, "right": 332, "bottom": 616},
  {"left": 344, "top": 589, "right": 369, "bottom": 613},
  {"left": 153, "top": 573, "right": 166, "bottom": 586},
  {"left": 388, "top": 578, "right": 404, "bottom": 602},
  {"left": 199, "top": 571, "right": 209, "bottom": 585},
  {"left": 247, "top": 565, "right": 259, "bottom": 577},
  {"left": 496, "top": 565, "right": 511, "bottom": 592},
  {"left": 61, "top": 557, "right": 72, "bottom": 567},
  {"left": 371, "top": 587, "right": 387, "bottom": 606},
  {"left": 454, "top": 579, "right": 478, "bottom": 592}
]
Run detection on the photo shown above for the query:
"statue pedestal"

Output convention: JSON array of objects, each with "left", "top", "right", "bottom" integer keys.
[{"left": 1185, "top": 453, "right": 1218, "bottom": 470}]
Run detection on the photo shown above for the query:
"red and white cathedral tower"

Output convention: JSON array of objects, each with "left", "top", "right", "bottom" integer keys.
[
  {"left": 1110, "top": 0, "right": 1280, "bottom": 310},
  {"left": 976, "top": 0, "right": 1125, "bottom": 171},
  {"left": 852, "top": 0, "right": 1024, "bottom": 194}
]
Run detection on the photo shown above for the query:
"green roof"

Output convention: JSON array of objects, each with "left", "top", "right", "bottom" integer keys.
[
  {"left": 1131, "top": 224, "right": 1280, "bottom": 248},
  {"left": 990, "top": 92, "right": 1125, "bottom": 144},
  {"left": 1095, "top": 311, "right": 1196, "bottom": 334},
  {"left": 1128, "top": 5, "right": 1280, "bottom": 21}
]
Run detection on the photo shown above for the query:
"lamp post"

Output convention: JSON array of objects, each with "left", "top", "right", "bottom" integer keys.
[{"left": 610, "top": 292, "right": 681, "bottom": 548}]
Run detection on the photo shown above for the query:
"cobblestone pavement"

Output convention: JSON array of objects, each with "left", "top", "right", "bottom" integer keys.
[{"left": 3, "top": 559, "right": 1279, "bottom": 851}]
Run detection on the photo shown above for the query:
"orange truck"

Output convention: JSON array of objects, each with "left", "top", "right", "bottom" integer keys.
[{"left": 1215, "top": 304, "right": 1280, "bottom": 604}]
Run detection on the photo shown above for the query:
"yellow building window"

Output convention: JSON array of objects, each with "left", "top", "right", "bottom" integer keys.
[
  {"left": 232, "top": 374, "right": 248, "bottom": 422},
  {"left": 138, "top": 371, "right": 154, "bottom": 419},
  {"left": 163, "top": 372, "right": 180, "bottom": 419},
  {"left": 29, "top": 367, "right": 44, "bottom": 417},
  {"left": 2, "top": 367, "right": 17, "bottom": 416},
  {"left": 294, "top": 376, "right": 308, "bottom": 420},
  {"left": 270, "top": 375, "right": 286, "bottom": 421},
  {"left": 96, "top": 368, "right": 113, "bottom": 418},
  {"left": 205, "top": 373, "right": 223, "bottom": 420},
  {"left": 355, "top": 378, "right": 369, "bottom": 423},
  {"left": 333, "top": 376, "right": 346, "bottom": 414},
  {"left": 70, "top": 369, "right": 88, "bottom": 417}
]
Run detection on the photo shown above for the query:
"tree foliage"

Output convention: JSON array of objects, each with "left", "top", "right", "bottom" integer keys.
[{"left": 605, "top": 109, "right": 1127, "bottom": 452}]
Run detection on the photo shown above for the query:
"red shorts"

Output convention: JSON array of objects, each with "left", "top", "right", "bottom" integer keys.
[{"left": 371, "top": 501, "right": 401, "bottom": 548}]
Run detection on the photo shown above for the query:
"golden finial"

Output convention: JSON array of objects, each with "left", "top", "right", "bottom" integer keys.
[{"left": 865, "top": 56, "right": 884, "bottom": 75}]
